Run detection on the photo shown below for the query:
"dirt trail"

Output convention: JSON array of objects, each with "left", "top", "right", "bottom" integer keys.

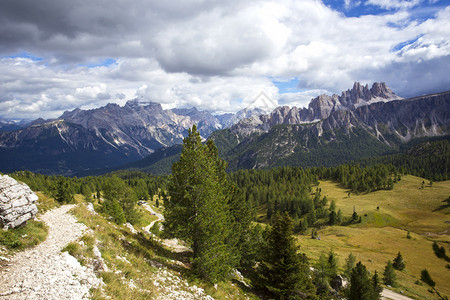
[
  {"left": 142, "top": 203, "right": 164, "bottom": 232},
  {"left": 0, "top": 205, "right": 102, "bottom": 299},
  {"left": 382, "top": 288, "right": 413, "bottom": 300}
]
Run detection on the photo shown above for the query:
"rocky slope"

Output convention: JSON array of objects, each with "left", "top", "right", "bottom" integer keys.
[
  {"left": 0, "top": 82, "right": 447, "bottom": 175},
  {"left": 230, "top": 82, "right": 404, "bottom": 138}
]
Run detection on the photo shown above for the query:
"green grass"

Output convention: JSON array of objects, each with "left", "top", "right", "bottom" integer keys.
[
  {"left": 318, "top": 176, "right": 449, "bottom": 234},
  {"left": 296, "top": 175, "right": 450, "bottom": 299},
  {"left": 0, "top": 220, "right": 48, "bottom": 252},
  {"left": 35, "top": 191, "right": 60, "bottom": 213}
]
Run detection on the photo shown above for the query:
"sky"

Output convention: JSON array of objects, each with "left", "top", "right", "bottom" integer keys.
[{"left": 0, "top": 0, "right": 449, "bottom": 120}]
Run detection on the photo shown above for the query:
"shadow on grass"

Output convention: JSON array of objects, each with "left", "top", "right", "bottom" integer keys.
[
  {"left": 118, "top": 229, "right": 193, "bottom": 275},
  {"left": 432, "top": 200, "right": 449, "bottom": 212}
]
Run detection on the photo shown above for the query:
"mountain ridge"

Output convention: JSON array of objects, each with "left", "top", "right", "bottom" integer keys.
[
  {"left": 112, "top": 90, "right": 449, "bottom": 174},
  {"left": 0, "top": 82, "right": 447, "bottom": 175}
]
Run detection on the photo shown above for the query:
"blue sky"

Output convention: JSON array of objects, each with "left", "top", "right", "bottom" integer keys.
[{"left": 0, "top": 0, "right": 449, "bottom": 120}]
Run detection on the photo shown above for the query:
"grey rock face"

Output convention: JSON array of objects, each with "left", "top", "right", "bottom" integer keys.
[
  {"left": 231, "top": 82, "right": 407, "bottom": 137},
  {"left": 0, "top": 174, "right": 38, "bottom": 229}
]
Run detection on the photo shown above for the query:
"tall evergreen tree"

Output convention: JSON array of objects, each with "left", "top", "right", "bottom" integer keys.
[
  {"left": 55, "top": 177, "right": 74, "bottom": 203},
  {"left": 393, "top": 252, "right": 406, "bottom": 271},
  {"left": 348, "top": 261, "right": 380, "bottom": 300},
  {"left": 383, "top": 260, "right": 397, "bottom": 287},
  {"left": 372, "top": 271, "right": 383, "bottom": 298},
  {"left": 344, "top": 253, "right": 357, "bottom": 279},
  {"left": 327, "top": 250, "right": 339, "bottom": 278},
  {"left": 102, "top": 176, "right": 139, "bottom": 224},
  {"left": 258, "top": 212, "right": 316, "bottom": 299},
  {"left": 164, "top": 125, "right": 235, "bottom": 282}
]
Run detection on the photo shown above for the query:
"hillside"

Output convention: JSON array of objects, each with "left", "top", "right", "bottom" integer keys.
[{"left": 297, "top": 175, "right": 450, "bottom": 299}]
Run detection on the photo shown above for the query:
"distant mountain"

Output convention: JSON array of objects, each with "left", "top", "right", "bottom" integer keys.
[
  {"left": 0, "top": 99, "right": 266, "bottom": 175},
  {"left": 218, "top": 90, "right": 448, "bottom": 170},
  {"left": 0, "top": 119, "right": 30, "bottom": 132},
  {"left": 111, "top": 85, "right": 449, "bottom": 175}
]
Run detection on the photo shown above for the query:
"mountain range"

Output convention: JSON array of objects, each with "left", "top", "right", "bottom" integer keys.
[
  {"left": 0, "top": 99, "right": 263, "bottom": 175},
  {"left": 0, "top": 82, "right": 448, "bottom": 175}
]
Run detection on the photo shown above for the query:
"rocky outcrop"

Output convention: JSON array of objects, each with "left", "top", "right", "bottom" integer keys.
[{"left": 0, "top": 174, "right": 38, "bottom": 229}]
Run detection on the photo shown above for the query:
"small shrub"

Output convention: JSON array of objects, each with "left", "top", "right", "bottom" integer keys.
[{"left": 62, "top": 242, "right": 82, "bottom": 257}]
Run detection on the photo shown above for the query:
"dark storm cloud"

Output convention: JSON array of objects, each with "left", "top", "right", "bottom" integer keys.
[{"left": 353, "top": 54, "right": 450, "bottom": 98}]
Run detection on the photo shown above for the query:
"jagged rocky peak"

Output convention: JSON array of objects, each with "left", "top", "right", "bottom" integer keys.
[
  {"left": 306, "top": 82, "right": 402, "bottom": 121},
  {"left": 340, "top": 82, "right": 402, "bottom": 106},
  {"left": 370, "top": 82, "right": 396, "bottom": 98}
]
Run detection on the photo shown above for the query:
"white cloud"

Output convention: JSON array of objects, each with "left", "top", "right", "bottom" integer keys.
[
  {"left": 0, "top": 0, "right": 449, "bottom": 120},
  {"left": 366, "top": 0, "right": 423, "bottom": 10}
]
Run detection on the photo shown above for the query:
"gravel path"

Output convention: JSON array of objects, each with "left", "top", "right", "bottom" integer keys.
[
  {"left": 0, "top": 205, "right": 102, "bottom": 299},
  {"left": 142, "top": 203, "right": 164, "bottom": 232},
  {"left": 382, "top": 288, "right": 413, "bottom": 300}
]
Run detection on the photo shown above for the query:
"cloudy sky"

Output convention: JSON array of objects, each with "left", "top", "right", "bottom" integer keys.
[{"left": 0, "top": 0, "right": 449, "bottom": 120}]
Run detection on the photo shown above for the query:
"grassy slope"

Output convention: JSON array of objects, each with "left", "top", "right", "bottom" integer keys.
[
  {"left": 69, "top": 194, "right": 255, "bottom": 299},
  {"left": 297, "top": 175, "right": 449, "bottom": 299}
]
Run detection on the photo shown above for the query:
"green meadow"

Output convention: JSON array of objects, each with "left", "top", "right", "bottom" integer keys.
[{"left": 297, "top": 175, "right": 449, "bottom": 299}]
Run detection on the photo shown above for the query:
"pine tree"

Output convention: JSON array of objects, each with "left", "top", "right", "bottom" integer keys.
[
  {"left": 352, "top": 207, "right": 359, "bottom": 222},
  {"left": 103, "top": 176, "right": 140, "bottom": 224},
  {"left": 344, "top": 253, "right": 357, "bottom": 279},
  {"left": 393, "top": 252, "right": 405, "bottom": 271},
  {"left": 348, "top": 261, "right": 379, "bottom": 300},
  {"left": 81, "top": 184, "right": 92, "bottom": 201},
  {"left": 327, "top": 250, "right": 338, "bottom": 278},
  {"left": 258, "top": 212, "right": 316, "bottom": 299},
  {"left": 329, "top": 210, "right": 337, "bottom": 225},
  {"left": 164, "top": 125, "right": 235, "bottom": 282},
  {"left": 372, "top": 271, "right": 383, "bottom": 298},
  {"left": 314, "top": 252, "right": 330, "bottom": 295},
  {"left": 55, "top": 177, "right": 74, "bottom": 203},
  {"left": 329, "top": 199, "right": 336, "bottom": 212},
  {"left": 104, "top": 198, "right": 126, "bottom": 224},
  {"left": 383, "top": 260, "right": 397, "bottom": 287},
  {"left": 300, "top": 218, "right": 309, "bottom": 233},
  {"left": 337, "top": 209, "right": 343, "bottom": 224}
]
